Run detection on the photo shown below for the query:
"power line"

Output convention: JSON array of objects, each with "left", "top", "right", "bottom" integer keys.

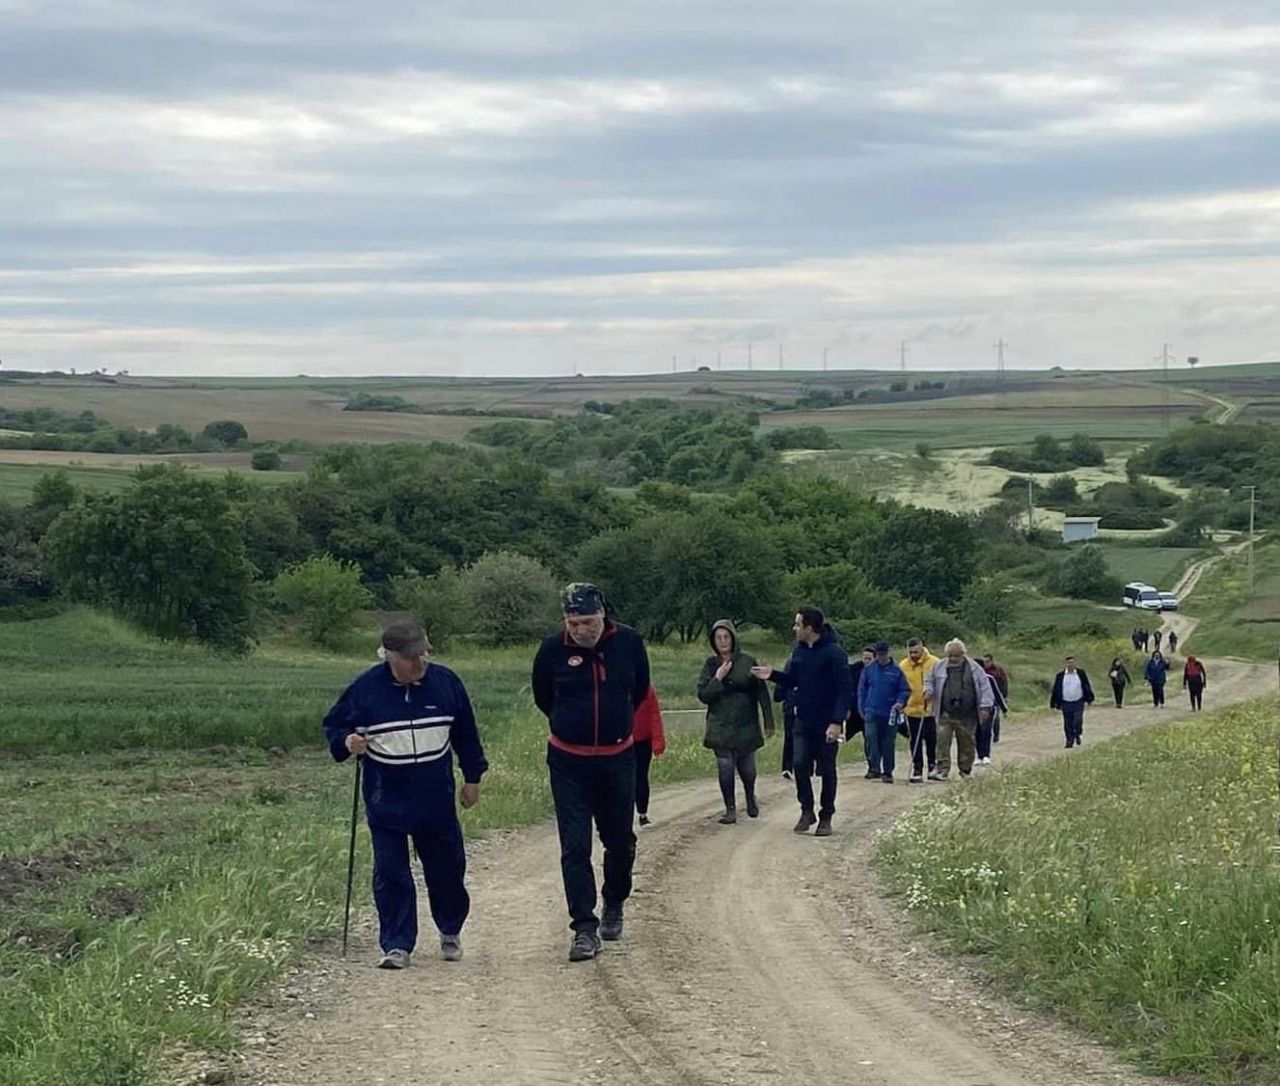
[
  {"left": 899, "top": 340, "right": 908, "bottom": 373},
  {"left": 1157, "top": 342, "right": 1172, "bottom": 431},
  {"left": 995, "top": 338, "right": 1007, "bottom": 382}
]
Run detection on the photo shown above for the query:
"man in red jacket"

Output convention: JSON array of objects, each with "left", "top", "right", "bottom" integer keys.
[{"left": 632, "top": 686, "right": 666, "bottom": 827}]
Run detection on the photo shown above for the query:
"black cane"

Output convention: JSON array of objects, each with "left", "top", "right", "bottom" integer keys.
[{"left": 341, "top": 728, "right": 368, "bottom": 958}]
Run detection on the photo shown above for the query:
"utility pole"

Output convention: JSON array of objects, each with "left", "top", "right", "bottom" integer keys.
[
  {"left": 1027, "top": 476, "right": 1035, "bottom": 536},
  {"left": 778, "top": 343, "right": 784, "bottom": 370},
  {"left": 1159, "top": 342, "right": 1172, "bottom": 432},
  {"left": 747, "top": 341, "right": 753, "bottom": 371},
  {"left": 671, "top": 354, "right": 677, "bottom": 374},
  {"left": 995, "top": 338, "right": 1007, "bottom": 382},
  {"left": 899, "top": 340, "right": 908, "bottom": 373},
  {"left": 823, "top": 346, "right": 829, "bottom": 372},
  {"left": 1246, "top": 484, "right": 1257, "bottom": 593}
]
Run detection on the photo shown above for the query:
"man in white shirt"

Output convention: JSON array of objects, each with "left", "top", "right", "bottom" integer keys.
[{"left": 1049, "top": 655, "right": 1095, "bottom": 748}]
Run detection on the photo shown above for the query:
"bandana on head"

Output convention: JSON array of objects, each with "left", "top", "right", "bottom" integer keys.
[{"left": 561, "top": 582, "right": 605, "bottom": 616}]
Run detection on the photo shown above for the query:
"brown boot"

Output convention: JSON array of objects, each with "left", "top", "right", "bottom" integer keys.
[{"left": 793, "top": 810, "right": 817, "bottom": 834}]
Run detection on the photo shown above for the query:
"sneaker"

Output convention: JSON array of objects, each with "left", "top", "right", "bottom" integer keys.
[
  {"left": 745, "top": 795, "right": 759, "bottom": 818},
  {"left": 376, "top": 949, "right": 410, "bottom": 970},
  {"left": 568, "top": 929, "right": 603, "bottom": 962},
  {"left": 907, "top": 774, "right": 923, "bottom": 784},
  {"left": 440, "top": 935, "right": 463, "bottom": 962},
  {"left": 782, "top": 770, "right": 793, "bottom": 780},
  {"left": 927, "top": 770, "right": 943, "bottom": 782},
  {"left": 863, "top": 769, "right": 880, "bottom": 780},
  {"left": 814, "top": 817, "right": 833, "bottom": 837},
  {"left": 793, "top": 811, "right": 817, "bottom": 834},
  {"left": 600, "top": 905, "right": 624, "bottom": 942},
  {"left": 718, "top": 808, "right": 737, "bottom": 825},
  {"left": 980, "top": 757, "right": 992, "bottom": 766},
  {"left": 638, "top": 813, "right": 652, "bottom": 828},
  {"left": 881, "top": 774, "right": 893, "bottom": 784},
  {"left": 1064, "top": 741, "right": 1073, "bottom": 748}
]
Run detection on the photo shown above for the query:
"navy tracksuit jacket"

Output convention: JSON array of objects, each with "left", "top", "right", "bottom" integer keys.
[{"left": 324, "top": 662, "right": 488, "bottom": 952}]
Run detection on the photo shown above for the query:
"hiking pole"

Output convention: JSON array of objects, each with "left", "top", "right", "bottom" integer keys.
[{"left": 341, "top": 727, "right": 368, "bottom": 958}]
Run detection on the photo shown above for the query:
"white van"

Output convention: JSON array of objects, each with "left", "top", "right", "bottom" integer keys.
[{"left": 1122, "top": 582, "right": 1163, "bottom": 610}]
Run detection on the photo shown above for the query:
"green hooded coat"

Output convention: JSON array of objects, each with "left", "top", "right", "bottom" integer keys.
[{"left": 697, "top": 619, "right": 774, "bottom": 753}]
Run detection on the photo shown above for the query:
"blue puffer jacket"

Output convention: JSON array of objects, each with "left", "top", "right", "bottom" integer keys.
[
  {"left": 323, "top": 662, "right": 488, "bottom": 833},
  {"left": 767, "top": 628, "right": 853, "bottom": 732},
  {"left": 1145, "top": 657, "right": 1170, "bottom": 685},
  {"left": 859, "top": 658, "right": 912, "bottom": 721}
]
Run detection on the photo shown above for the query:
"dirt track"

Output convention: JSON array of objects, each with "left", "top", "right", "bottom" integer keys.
[{"left": 235, "top": 614, "right": 1265, "bottom": 1086}]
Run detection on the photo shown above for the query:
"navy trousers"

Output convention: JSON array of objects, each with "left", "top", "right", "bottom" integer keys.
[
  {"left": 548, "top": 745, "right": 637, "bottom": 933},
  {"left": 793, "top": 727, "right": 839, "bottom": 817},
  {"left": 1061, "top": 701, "right": 1085, "bottom": 744},
  {"left": 369, "top": 817, "right": 470, "bottom": 953}
]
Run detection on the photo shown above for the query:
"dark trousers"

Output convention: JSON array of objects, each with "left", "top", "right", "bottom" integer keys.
[
  {"left": 781, "top": 707, "right": 795, "bottom": 773},
  {"left": 548, "top": 746, "right": 637, "bottom": 933},
  {"left": 1151, "top": 682, "right": 1166, "bottom": 707},
  {"left": 1112, "top": 681, "right": 1125, "bottom": 707},
  {"left": 792, "top": 728, "right": 838, "bottom": 818},
  {"left": 976, "top": 715, "right": 994, "bottom": 760},
  {"left": 369, "top": 818, "right": 470, "bottom": 952},
  {"left": 634, "top": 739, "right": 653, "bottom": 815},
  {"left": 1187, "top": 680, "right": 1204, "bottom": 711},
  {"left": 1061, "top": 701, "right": 1085, "bottom": 743},
  {"left": 715, "top": 749, "right": 758, "bottom": 809},
  {"left": 906, "top": 715, "right": 937, "bottom": 775},
  {"left": 865, "top": 715, "right": 897, "bottom": 777}
]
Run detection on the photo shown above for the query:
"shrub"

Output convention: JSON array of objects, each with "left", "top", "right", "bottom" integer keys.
[
  {"left": 453, "top": 550, "right": 561, "bottom": 644},
  {"left": 1051, "top": 544, "right": 1121, "bottom": 602},
  {"left": 251, "top": 449, "right": 283, "bottom": 471},
  {"left": 201, "top": 420, "right": 249, "bottom": 446},
  {"left": 271, "top": 555, "right": 372, "bottom": 648}
]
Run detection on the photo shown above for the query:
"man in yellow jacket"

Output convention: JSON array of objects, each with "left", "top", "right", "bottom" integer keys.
[{"left": 899, "top": 638, "right": 940, "bottom": 784}]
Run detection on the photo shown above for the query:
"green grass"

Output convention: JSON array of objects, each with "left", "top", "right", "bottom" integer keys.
[
  {"left": 877, "top": 698, "right": 1280, "bottom": 1082},
  {"left": 0, "top": 463, "right": 303, "bottom": 502},
  {"left": 0, "top": 610, "right": 785, "bottom": 1086},
  {"left": 822, "top": 415, "right": 1192, "bottom": 452},
  {"left": 1182, "top": 541, "right": 1280, "bottom": 661},
  {"left": 1095, "top": 544, "right": 1202, "bottom": 591}
]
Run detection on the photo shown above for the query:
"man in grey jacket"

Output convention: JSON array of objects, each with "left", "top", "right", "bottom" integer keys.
[{"left": 924, "top": 638, "right": 994, "bottom": 780}]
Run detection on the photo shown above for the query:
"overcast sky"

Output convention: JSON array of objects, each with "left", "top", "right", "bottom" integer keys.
[{"left": 4, "top": 1, "right": 1280, "bottom": 377}]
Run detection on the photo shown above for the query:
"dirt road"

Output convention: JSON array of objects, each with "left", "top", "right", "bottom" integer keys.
[{"left": 234, "top": 650, "right": 1267, "bottom": 1086}]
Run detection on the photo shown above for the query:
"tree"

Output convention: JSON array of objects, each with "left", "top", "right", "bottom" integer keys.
[
  {"left": 251, "top": 449, "right": 282, "bottom": 471},
  {"left": 1053, "top": 544, "right": 1120, "bottom": 602},
  {"left": 454, "top": 550, "right": 561, "bottom": 644},
  {"left": 272, "top": 555, "right": 372, "bottom": 648},
  {"left": 41, "top": 467, "right": 255, "bottom": 650},
  {"left": 202, "top": 419, "right": 249, "bottom": 446},
  {"left": 1042, "top": 475, "right": 1080, "bottom": 507},
  {"left": 958, "top": 573, "right": 1023, "bottom": 637},
  {"left": 862, "top": 506, "right": 977, "bottom": 609},
  {"left": 390, "top": 568, "right": 466, "bottom": 649},
  {"left": 30, "top": 469, "right": 76, "bottom": 511}
]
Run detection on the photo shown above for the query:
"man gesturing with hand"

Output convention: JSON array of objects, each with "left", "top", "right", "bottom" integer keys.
[{"left": 752, "top": 607, "right": 852, "bottom": 837}]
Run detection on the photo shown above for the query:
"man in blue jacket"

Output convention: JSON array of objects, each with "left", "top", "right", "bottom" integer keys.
[
  {"left": 323, "top": 621, "right": 488, "bottom": 969},
  {"left": 533, "top": 583, "right": 651, "bottom": 962},
  {"left": 858, "top": 641, "right": 911, "bottom": 784},
  {"left": 752, "top": 607, "right": 852, "bottom": 837}
]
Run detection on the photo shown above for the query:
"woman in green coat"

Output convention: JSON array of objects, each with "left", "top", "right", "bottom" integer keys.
[{"left": 698, "top": 619, "right": 775, "bottom": 824}]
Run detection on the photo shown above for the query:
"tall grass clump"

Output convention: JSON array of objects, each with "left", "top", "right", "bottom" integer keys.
[{"left": 877, "top": 698, "right": 1280, "bottom": 1082}]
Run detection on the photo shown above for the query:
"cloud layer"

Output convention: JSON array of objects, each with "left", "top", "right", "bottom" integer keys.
[{"left": 3, "top": 1, "right": 1280, "bottom": 375}]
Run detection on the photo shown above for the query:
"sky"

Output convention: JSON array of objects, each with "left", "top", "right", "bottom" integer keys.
[{"left": 3, "top": 1, "right": 1280, "bottom": 377}]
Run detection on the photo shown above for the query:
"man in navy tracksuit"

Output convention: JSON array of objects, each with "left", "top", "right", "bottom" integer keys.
[
  {"left": 532, "top": 583, "right": 651, "bottom": 962},
  {"left": 752, "top": 607, "right": 853, "bottom": 837},
  {"left": 858, "top": 641, "right": 911, "bottom": 783},
  {"left": 323, "top": 621, "right": 488, "bottom": 969}
]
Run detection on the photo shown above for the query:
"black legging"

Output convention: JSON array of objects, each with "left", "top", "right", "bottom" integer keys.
[
  {"left": 1112, "top": 681, "right": 1126, "bottom": 707},
  {"left": 1187, "top": 681, "right": 1204, "bottom": 711},
  {"left": 715, "top": 749, "right": 758, "bottom": 810},
  {"left": 634, "top": 739, "right": 653, "bottom": 816},
  {"left": 1151, "top": 682, "right": 1166, "bottom": 708}
]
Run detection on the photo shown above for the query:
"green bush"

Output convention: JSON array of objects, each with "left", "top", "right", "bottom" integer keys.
[
  {"left": 271, "top": 555, "right": 372, "bottom": 648},
  {"left": 453, "top": 550, "right": 561, "bottom": 645},
  {"left": 251, "top": 449, "right": 282, "bottom": 471}
]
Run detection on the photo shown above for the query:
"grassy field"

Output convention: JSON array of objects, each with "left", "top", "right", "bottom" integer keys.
[
  {"left": 1095, "top": 544, "right": 1201, "bottom": 591},
  {"left": 1181, "top": 541, "right": 1280, "bottom": 660},
  {"left": 877, "top": 698, "right": 1280, "bottom": 1082},
  {"left": 0, "top": 460, "right": 304, "bottom": 501}
]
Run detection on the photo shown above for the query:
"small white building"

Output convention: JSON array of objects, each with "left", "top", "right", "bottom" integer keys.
[{"left": 1062, "top": 516, "right": 1101, "bottom": 543}]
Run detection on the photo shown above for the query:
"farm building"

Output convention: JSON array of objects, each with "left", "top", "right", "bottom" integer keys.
[{"left": 1062, "top": 516, "right": 1101, "bottom": 543}]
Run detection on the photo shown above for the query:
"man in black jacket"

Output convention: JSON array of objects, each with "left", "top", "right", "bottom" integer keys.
[
  {"left": 1049, "top": 654, "right": 1095, "bottom": 749},
  {"left": 752, "top": 607, "right": 853, "bottom": 837},
  {"left": 532, "top": 583, "right": 651, "bottom": 962}
]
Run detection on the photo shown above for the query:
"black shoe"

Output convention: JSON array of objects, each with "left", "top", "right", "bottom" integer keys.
[
  {"left": 814, "top": 817, "right": 833, "bottom": 837},
  {"left": 718, "top": 808, "right": 737, "bottom": 825},
  {"left": 864, "top": 769, "right": 880, "bottom": 780},
  {"left": 637, "top": 813, "right": 651, "bottom": 827},
  {"left": 1064, "top": 741, "right": 1073, "bottom": 748},
  {"left": 745, "top": 795, "right": 759, "bottom": 818},
  {"left": 569, "top": 929, "right": 602, "bottom": 961},
  {"left": 793, "top": 811, "right": 817, "bottom": 834},
  {"left": 600, "top": 905, "right": 624, "bottom": 942},
  {"left": 907, "top": 774, "right": 923, "bottom": 784},
  {"left": 881, "top": 774, "right": 893, "bottom": 784}
]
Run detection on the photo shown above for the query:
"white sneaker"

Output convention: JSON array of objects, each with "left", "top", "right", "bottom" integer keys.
[
  {"left": 377, "top": 949, "right": 410, "bottom": 970},
  {"left": 981, "top": 757, "right": 992, "bottom": 766}
]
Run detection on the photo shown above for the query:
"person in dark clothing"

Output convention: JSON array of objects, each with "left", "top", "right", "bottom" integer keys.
[
  {"left": 846, "top": 646, "right": 872, "bottom": 744},
  {"left": 1167, "top": 629, "right": 1179, "bottom": 655},
  {"left": 776, "top": 683, "right": 797, "bottom": 778},
  {"left": 753, "top": 607, "right": 853, "bottom": 837},
  {"left": 632, "top": 686, "right": 666, "bottom": 827},
  {"left": 1049, "top": 655, "right": 1095, "bottom": 748},
  {"left": 859, "top": 641, "right": 911, "bottom": 783},
  {"left": 323, "top": 621, "right": 488, "bottom": 968},
  {"left": 1153, "top": 629, "right": 1163, "bottom": 653},
  {"left": 1131, "top": 628, "right": 1142, "bottom": 652},
  {"left": 978, "top": 653, "right": 1010, "bottom": 765},
  {"left": 698, "top": 619, "right": 774, "bottom": 824},
  {"left": 1145, "top": 650, "right": 1170, "bottom": 708},
  {"left": 1107, "top": 656, "right": 1132, "bottom": 708},
  {"left": 1183, "top": 655, "right": 1207, "bottom": 711},
  {"left": 532, "top": 583, "right": 651, "bottom": 962}
]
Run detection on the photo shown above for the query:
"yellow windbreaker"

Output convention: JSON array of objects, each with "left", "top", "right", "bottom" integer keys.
[{"left": 899, "top": 650, "right": 939, "bottom": 716}]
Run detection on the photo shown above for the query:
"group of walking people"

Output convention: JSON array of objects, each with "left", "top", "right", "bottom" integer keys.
[
  {"left": 1131, "top": 626, "right": 1177, "bottom": 655},
  {"left": 322, "top": 585, "right": 1207, "bottom": 971}
]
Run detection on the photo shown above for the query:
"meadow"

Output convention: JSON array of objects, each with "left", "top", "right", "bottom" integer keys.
[
  {"left": 1178, "top": 540, "right": 1280, "bottom": 660},
  {"left": 877, "top": 697, "right": 1280, "bottom": 1082}
]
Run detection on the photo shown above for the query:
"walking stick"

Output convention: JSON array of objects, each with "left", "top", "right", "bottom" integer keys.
[{"left": 341, "top": 728, "right": 368, "bottom": 958}]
